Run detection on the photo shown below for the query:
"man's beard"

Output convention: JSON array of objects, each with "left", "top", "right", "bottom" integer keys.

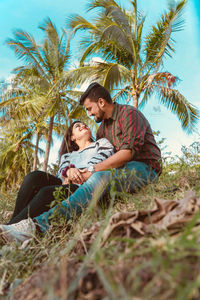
[{"left": 95, "top": 105, "right": 105, "bottom": 123}]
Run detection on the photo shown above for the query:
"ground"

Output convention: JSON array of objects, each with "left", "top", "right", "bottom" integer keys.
[{"left": 0, "top": 158, "right": 200, "bottom": 300}]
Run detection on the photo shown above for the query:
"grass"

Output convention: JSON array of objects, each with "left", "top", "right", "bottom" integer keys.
[{"left": 0, "top": 149, "right": 200, "bottom": 299}]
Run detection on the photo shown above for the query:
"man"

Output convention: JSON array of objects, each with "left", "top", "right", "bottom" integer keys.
[
  {"left": 79, "top": 82, "right": 161, "bottom": 179},
  {"left": 0, "top": 83, "right": 161, "bottom": 242}
]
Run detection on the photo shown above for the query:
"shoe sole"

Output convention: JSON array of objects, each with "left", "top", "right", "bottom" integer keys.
[{"left": 0, "top": 226, "right": 10, "bottom": 243}]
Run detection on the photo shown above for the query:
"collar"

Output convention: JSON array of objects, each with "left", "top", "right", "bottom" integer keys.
[{"left": 108, "top": 103, "right": 119, "bottom": 121}]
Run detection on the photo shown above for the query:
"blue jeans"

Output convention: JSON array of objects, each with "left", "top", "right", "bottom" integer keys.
[{"left": 34, "top": 161, "right": 158, "bottom": 232}]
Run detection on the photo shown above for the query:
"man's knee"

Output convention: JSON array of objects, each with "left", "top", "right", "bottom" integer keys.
[{"left": 88, "top": 170, "right": 110, "bottom": 183}]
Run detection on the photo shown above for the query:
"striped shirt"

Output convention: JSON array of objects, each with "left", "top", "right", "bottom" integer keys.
[
  {"left": 57, "top": 138, "right": 114, "bottom": 181},
  {"left": 96, "top": 103, "right": 162, "bottom": 175}
]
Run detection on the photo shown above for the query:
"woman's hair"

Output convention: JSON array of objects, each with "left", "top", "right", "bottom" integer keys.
[
  {"left": 59, "top": 120, "right": 93, "bottom": 158},
  {"left": 59, "top": 121, "right": 80, "bottom": 158}
]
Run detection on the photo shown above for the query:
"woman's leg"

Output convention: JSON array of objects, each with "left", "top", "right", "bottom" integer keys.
[
  {"left": 8, "top": 184, "right": 79, "bottom": 224},
  {"left": 8, "top": 171, "right": 62, "bottom": 224}
]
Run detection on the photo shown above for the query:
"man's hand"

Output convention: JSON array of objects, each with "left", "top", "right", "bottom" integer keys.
[{"left": 79, "top": 169, "right": 93, "bottom": 182}]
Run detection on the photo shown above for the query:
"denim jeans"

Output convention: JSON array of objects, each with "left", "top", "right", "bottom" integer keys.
[{"left": 34, "top": 161, "right": 158, "bottom": 232}]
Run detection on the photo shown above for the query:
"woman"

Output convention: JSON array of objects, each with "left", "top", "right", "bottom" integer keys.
[{"left": 0, "top": 121, "right": 114, "bottom": 243}]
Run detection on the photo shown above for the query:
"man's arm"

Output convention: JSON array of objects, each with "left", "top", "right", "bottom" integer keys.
[
  {"left": 94, "top": 149, "right": 133, "bottom": 171},
  {"left": 80, "top": 149, "right": 133, "bottom": 182}
]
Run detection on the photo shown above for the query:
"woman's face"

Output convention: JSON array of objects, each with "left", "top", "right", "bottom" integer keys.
[{"left": 71, "top": 122, "right": 91, "bottom": 142}]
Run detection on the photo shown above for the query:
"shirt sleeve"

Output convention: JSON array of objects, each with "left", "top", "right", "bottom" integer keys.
[
  {"left": 119, "top": 107, "right": 148, "bottom": 156},
  {"left": 87, "top": 138, "right": 114, "bottom": 166},
  {"left": 56, "top": 153, "right": 70, "bottom": 181}
]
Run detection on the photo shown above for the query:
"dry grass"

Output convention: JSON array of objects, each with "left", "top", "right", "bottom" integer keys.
[{"left": 1, "top": 151, "right": 200, "bottom": 299}]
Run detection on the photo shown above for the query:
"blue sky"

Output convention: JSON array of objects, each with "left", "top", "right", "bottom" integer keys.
[{"left": 0, "top": 0, "right": 199, "bottom": 163}]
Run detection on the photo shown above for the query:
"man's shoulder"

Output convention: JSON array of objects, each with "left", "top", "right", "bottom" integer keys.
[
  {"left": 116, "top": 103, "right": 141, "bottom": 116},
  {"left": 115, "top": 103, "right": 149, "bottom": 125}
]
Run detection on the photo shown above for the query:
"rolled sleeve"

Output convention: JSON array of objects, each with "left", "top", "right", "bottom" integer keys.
[{"left": 56, "top": 153, "right": 70, "bottom": 180}]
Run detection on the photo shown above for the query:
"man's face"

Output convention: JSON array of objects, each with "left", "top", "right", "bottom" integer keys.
[{"left": 83, "top": 97, "right": 105, "bottom": 123}]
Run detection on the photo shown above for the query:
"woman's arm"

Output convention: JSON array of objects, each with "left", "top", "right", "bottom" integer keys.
[{"left": 57, "top": 153, "right": 70, "bottom": 180}]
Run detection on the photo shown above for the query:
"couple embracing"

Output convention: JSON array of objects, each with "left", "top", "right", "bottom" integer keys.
[{"left": 0, "top": 82, "right": 162, "bottom": 243}]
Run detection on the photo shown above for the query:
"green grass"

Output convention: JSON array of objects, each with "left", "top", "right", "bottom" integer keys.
[{"left": 0, "top": 157, "right": 200, "bottom": 299}]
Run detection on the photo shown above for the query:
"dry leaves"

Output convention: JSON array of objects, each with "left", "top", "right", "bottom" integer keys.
[{"left": 100, "top": 190, "right": 200, "bottom": 244}]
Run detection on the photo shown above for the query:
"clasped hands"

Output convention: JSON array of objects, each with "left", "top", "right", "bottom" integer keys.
[{"left": 62, "top": 167, "right": 92, "bottom": 185}]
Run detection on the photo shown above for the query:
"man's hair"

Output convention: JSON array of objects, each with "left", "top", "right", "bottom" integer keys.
[{"left": 80, "top": 82, "right": 112, "bottom": 105}]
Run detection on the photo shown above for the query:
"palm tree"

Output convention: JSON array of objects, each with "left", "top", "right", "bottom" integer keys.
[
  {"left": 0, "top": 73, "right": 49, "bottom": 171},
  {"left": 0, "top": 71, "right": 93, "bottom": 175},
  {"left": 5, "top": 18, "right": 75, "bottom": 171},
  {"left": 67, "top": 0, "right": 199, "bottom": 132},
  {"left": 0, "top": 122, "right": 43, "bottom": 191}
]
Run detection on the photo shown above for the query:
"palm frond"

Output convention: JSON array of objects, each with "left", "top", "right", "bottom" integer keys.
[
  {"left": 105, "top": 5, "right": 131, "bottom": 35},
  {"left": 67, "top": 15, "right": 98, "bottom": 34},
  {"left": 87, "top": 61, "right": 130, "bottom": 92},
  {"left": 6, "top": 31, "right": 47, "bottom": 78},
  {"left": 138, "top": 86, "right": 154, "bottom": 109},
  {"left": 39, "top": 18, "right": 59, "bottom": 46},
  {"left": 112, "top": 86, "right": 132, "bottom": 103},
  {"left": 100, "top": 23, "right": 133, "bottom": 56},
  {"left": 137, "top": 16, "right": 145, "bottom": 51},
  {"left": 59, "top": 32, "right": 71, "bottom": 71},
  {"left": 144, "top": 0, "right": 186, "bottom": 69},
  {"left": 87, "top": 0, "right": 120, "bottom": 11},
  {"left": 158, "top": 87, "right": 199, "bottom": 133},
  {"left": 55, "top": 65, "right": 97, "bottom": 89},
  {"left": 80, "top": 43, "right": 99, "bottom": 66}
]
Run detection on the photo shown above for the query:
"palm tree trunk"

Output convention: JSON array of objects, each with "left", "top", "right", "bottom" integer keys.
[
  {"left": 5, "top": 169, "right": 12, "bottom": 190},
  {"left": 33, "top": 132, "right": 40, "bottom": 171},
  {"left": 42, "top": 116, "right": 54, "bottom": 172},
  {"left": 132, "top": 90, "right": 139, "bottom": 108}
]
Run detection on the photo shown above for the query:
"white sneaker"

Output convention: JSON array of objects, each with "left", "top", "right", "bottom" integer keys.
[{"left": 0, "top": 218, "right": 36, "bottom": 243}]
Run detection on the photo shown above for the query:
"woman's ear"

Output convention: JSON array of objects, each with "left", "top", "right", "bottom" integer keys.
[{"left": 71, "top": 135, "right": 75, "bottom": 142}]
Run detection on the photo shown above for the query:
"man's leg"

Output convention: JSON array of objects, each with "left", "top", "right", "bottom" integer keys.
[
  {"left": 113, "top": 161, "right": 158, "bottom": 193},
  {"left": 8, "top": 171, "right": 62, "bottom": 224}
]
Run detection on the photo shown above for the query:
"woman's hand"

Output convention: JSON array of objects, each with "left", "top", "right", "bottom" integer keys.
[
  {"left": 62, "top": 177, "right": 69, "bottom": 185},
  {"left": 67, "top": 168, "right": 84, "bottom": 185}
]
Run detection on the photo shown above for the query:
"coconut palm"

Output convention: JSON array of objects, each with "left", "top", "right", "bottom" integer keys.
[
  {"left": 67, "top": 0, "right": 199, "bottom": 132},
  {"left": 5, "top": 18, "right": 76, "bottom": 171},
  {"left": 0, "top": 73, "right": 50, "bottom": 171},
  {"left": 0, "top": 123, "right": 44, "bottom": 191},
  {"left": 0, "top": 71, "right": 95, "bottom": 175}
]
